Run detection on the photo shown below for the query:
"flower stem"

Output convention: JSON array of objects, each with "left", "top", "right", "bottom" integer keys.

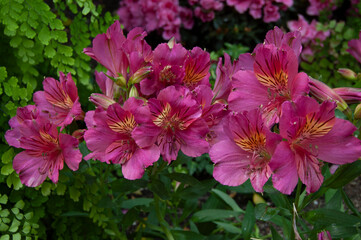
[{"left": 294, "top": 180, "right": 302, "bottom": 210}]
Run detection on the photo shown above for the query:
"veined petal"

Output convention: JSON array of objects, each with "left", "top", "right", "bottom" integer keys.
[
  {"left": 310, "top": 118, "right": 361, "bottom": 164},
  {"left": 122, "top": 145, "right": 160, "bottom": 180},
  {"left": 270, "top": 141, "right": 298, "bottom": 195},
  {"left": 13, "top": 152, "right": 48, "bottom": 187},
  {"left": 210, "top": 140, "right": 250, "bottom": 186}
]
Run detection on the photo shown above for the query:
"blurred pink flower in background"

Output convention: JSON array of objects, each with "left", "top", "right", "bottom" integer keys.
[
  {"left": 287, "top": 14, "right": 330, "bottom": 59},
  {"left": 347, "top": 31, "right": 361, "bottom": 64},
  {"left": 307, "top": 0, "right": 336, "bottom": 16}
]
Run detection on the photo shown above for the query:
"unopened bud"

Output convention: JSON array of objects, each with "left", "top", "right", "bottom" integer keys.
[
  {"left": 338, "top": 68, "right": 357, "bottom": 80},
  {"left": 89, "top": 93, "right": 116, "bottom": 110},
  {"left": 115, "top": 74, "right": 127, "bottom": 87},
  {"left": 354, "top": 103, "right": 361, "bottom": 119},
  {"left": 129, "top": 86, "right": 139, "bottom": 98},
  {"left": 167, "top": 37, "right": 176, "bottom": 49},
  {"left": 309, "top": 78, "right": 349, "bottom": 111},
  {"left": 129, "top": 66, "right": 152, "bottom": 84},
  {"left": 318, "top": 230, "right": 332, "bottom": 240},
  {"left": 253, "top": 193, "right": 266, "bottom": 205}
]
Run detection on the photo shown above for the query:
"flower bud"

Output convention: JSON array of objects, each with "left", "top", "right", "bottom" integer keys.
[
  {"left": 309, "top": 78, "right": 348, "bottom": 111},
  {"left": 129, "top": 66, "right": 152, "bottom": 84},
  {"left": 318, "top": 230, "right": 332, "bottom": 240},
  {"left": 354, "top": 103, "right": 361, "bottom": 119},
  {"left": 115, "top": 74, "right": 127, "bottom": 88},
  {"left": 167, "top": 37, "right": 176, "bottom": 49},
  {"left": 338, "top": 68, "right": 357, "bottom": 80},
  {"left": 89, "top": 93, "right": 116, "bottom": 110},
  {"left": 333, "top": 87, "right": 361, "bottom": 104},
  {"left": 129, "top": 85, "right": 139, "bottom": 98},
  {"left": 253, "top": 193, "right": 266, "bottom": 204}
]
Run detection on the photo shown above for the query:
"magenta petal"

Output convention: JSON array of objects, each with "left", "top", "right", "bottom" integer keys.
[
  {"left": 210, "top": 140, "right": 249, "bottom": 186},
  {"left": 122, "top": 146, "right": 160, "bottom": 180},
  {"left": 311, "top": 118, "right": 361, "bottom": 164},
  {"left": 295, "top": 150, "right": 323, "bottom": 193},
  {"left": 177, "top": 120, "right": 209, "bottom": 158},
  {"left": 59, "top": 133, "right": 82, "bottom": 171},
  {"left": 270, "top": 142, "right": 298, "bottom": 195},
  {"left": 250, "top": 165, "right": 272, "bottom": 192},
  {"left": 228, "top": 70, "right": 268, "bottom": 112},
  {"left": 290, "top": 72, "right": 310, "bottom": 97},
  {"left": 13, "top": 152, "right": 47, "bottom": 187}
]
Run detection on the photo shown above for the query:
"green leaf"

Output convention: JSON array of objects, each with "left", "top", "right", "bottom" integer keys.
[
  {"left": 11, "top": 208, "right": 19, "bottom": 215},
  {"left": 8, "top": 219, "right": 20, "bottom": 232},
  {"left": 0, "top": 67, "right": 7, "bottom": 82},
  {"left": 254, "top": 203, "right": 280, "bottom": 221},
  {"left": 214, "top": 221, "right": 242, "bottom": 234},
  {"left": 167, "top": 172, "right": 200, "bottom": 185},
  {"left": 69, "top": 186, "right": 81, "bottom": 202},
  {"left": 0, "top": 234, "right": 9, "bottom": 240},
  {"left": 1, "top": 164, "right": 14, "bottom": 176},
  {"left": 1, "top": 148, "right": 14, "bottom": 164},
  {"left": 14, "top": 200, "right": 24, "bottom": 210},
  {"left": 50, "top": 19, "right": 64, "bottom": 30},
  {"left": 211, "top": 189, "right": 244, "bottom": 212},
  {"left": 148, "top": 179, "right": 170, "bottom": 200},
  {"left": 38, "top": 26, "right": 51, "bottom": 45},
  {"left": 12, "top": 233, "right": 21, "bottom": 240},
  {"left": 44, "top": 45, "right": 56, "bottom": 58},
  {"left": 56, "top": 183, "right": 66, "bottom": 195},
  {"left": 242, "top": 202, "right": 255, "bottom": 240},
  {"left": 170, "top": 230, "right": 206, "bottom": 240},
  {"left": 0, "top": 209, "right": 10, "bottom": 217},
  {"left": 120, "top": 198, "right": 153, "bottom": 209},
  {"left": 192, "top": 209, "right": 242, "bottom": 222},
  {"left": 305, "top": 208, "right": 361, "bottom": 227},
  {"left": 0, "top": 195, "right": 8, "bottom": 204},
  {"left": 328, "top": 224, "right": 359, "bottom": 238},
  {"left": 324, "top": 160, "right": 361, "bottom": 189},
  {"left": 41, "top": 182, "right": 52, "bottom": 196},
  {"left": 61, "top": 211, "right": 89, "bottom": 217},
  {"left": 270, "top": 226, "right": 283, "bottom": 240},
  {"left": 24, "top": 212, "right": 33, "bottom": 220}
]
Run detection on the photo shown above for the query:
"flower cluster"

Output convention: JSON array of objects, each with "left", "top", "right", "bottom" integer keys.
[
  {"left": 5, "top": 73, "right": 84, "bottom": 187},
  {"left": 287, "top": 14, "right": 330, "bottom": 59},
  {"left": 6, "top": 22, "right": 361, "bottom": 195},
  {"left": 226, "top": 0, "right": 293, "bottom": 23},
  {"left": 117, "top": 0, "right": 193, "bottom": 41}
]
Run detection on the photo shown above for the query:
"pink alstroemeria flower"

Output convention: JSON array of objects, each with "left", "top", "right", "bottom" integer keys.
[
  {"left": 84, "top": 98, "right": 160, "bottom": 180},
  {"left": 210, "top": 109, "right": 282, "bottom": 192},
  {"left": 270, "top": 96, "right": 361, "bottom": 194},
  {"left": 263, "top": 26, "right": 302, "bottom": 57},
  {"left": 229, "top": 43, "right": 309, "bottom": 127},
  {"left": 8, "top": 115, "right": 82, "bottom": 187},
  {"left": 182, "top": 47, "right": 211, "bottom": 89},
  {"left": 33, "top": 72, "right": 84, "bottom": 130},
  {"left": 140, "top": 43, "right": 188, "bottom": 96},
  {"left": 133, "top": 86, "right": 209, "bottom": 163}
]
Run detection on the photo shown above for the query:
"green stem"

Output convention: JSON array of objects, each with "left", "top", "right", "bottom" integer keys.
[
  {"left": 294, "top": 180, "right": 302, "bottom": 210},
  {"left": 150, "top": 160, "right": 175, "bottom": 240},
  {"left": 154, "top": 194, "right": 175, "bottom": 240}
]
